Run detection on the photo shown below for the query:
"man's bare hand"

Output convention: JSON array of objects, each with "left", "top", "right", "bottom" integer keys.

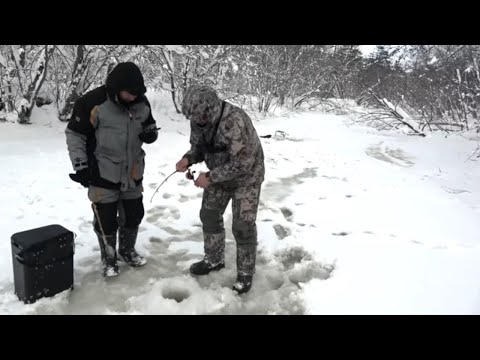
[
  {"left": 194, "top": 172, "right": 211, "bottom": 189},
  {"left": 176, "top": 158, "right": 190, "bottom": 172}
]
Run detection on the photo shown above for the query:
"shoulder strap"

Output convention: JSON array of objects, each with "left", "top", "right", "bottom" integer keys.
[
  {"left": 206, "top": 101, "right": 226, "bottom": 153},
  {"left": 211, "top": 101, "right": 226, "bottom": 143}
]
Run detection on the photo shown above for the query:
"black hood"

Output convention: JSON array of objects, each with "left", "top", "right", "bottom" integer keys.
[{"left": 106, "top": 62, "right": 147, "bottom": 99}]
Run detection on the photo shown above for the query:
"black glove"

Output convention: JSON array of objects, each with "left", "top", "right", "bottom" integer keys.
[
  {"left": 139, "top": 124, "right": 159, "bottom": 144},
  {"left": 69, "top": 168, "right": 90, "bottom": 188}
]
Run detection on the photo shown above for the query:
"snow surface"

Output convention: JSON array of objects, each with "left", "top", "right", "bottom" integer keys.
[{"left": 1, "top": 90, "right": 480, "bottom": 315}]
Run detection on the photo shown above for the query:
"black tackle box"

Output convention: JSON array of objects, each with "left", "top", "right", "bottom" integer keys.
[{"left": 11, "top": 224, "right": 74, "bottom": 304}]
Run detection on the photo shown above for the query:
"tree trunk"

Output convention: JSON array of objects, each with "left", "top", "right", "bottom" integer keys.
[
  {"left": 161, "top": 49, "right": 181, "bottom": 114},
  {"left": 18, "top": 46, "right": 54, "bottom": 124},
  {"left": 6, "top": 73, "right": 14, "bottom": 112},
  {"left": 59, "top": 45, "right": 87, "bottom": 122}
]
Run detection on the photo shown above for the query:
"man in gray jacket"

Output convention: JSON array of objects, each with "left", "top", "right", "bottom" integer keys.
[
  {"left": 176, "top": 85, "right": 265, "bottom": 294},
  {"left": 66, "top": 62, "right": 159, "bottom": 277}
]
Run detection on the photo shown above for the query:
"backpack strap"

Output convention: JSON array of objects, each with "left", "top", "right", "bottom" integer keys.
[{"left": 202, "top": 101, "right": 227, "bottom": 153}]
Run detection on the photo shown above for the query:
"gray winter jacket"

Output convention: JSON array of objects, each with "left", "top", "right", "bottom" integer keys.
[{"left": 66, "top": 86, "right": 157, "bottom": 191}]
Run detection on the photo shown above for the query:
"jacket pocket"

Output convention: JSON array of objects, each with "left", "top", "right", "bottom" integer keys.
[{"left": 96, "top": 152, "right": 123, "bottom": 184}]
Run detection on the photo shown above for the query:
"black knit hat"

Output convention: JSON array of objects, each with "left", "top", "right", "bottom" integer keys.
[{"left": 106, "top": 62, "right": 147, "bottom": 96}]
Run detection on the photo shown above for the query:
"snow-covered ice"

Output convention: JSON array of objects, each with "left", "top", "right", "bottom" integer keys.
[{"left": 1, "top": 90, "right": 479, "bottom": 315}]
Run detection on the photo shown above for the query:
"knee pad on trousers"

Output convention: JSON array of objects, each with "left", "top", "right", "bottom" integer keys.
[
  {"left": 200, "top": 208, "right": 224, "bottom": 234},
  {"left": 232, "top": 221, "right": 257, "bottom": 245}
]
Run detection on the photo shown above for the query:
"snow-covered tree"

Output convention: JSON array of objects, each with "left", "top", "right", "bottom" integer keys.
[{"left": 0, "top": 45, "right": 56, "bottom": 124}]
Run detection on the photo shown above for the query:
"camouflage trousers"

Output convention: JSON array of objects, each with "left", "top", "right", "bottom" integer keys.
[{"left": 200, "top": 183, "right": 261, "bottom": 276}]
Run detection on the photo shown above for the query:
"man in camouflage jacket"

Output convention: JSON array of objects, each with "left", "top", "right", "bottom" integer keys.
[{"left": 176, "top": 85, "right": 264, "bottom": 294}]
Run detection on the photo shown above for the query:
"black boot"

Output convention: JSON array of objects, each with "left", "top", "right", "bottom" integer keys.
[
  {"left": 232, "top": 275, "right": 253, "bottom": 294},
  {"left": 96, "top": 231, "right": 119, "bottom": 277},
  {"left": 118, "top": 227, "right": 146, "bottom": 267},
  {"left": 190, "top": 231, "right": 226, "bottom": 275},
  {"left": 233, "top": 243, "right": 257, "bottom": 294},
  {"left": 190, "top": 259, "right": 225, "bottom": 275}
]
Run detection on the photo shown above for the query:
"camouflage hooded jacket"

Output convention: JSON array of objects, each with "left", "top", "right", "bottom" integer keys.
[{"left": 182, "top": 85, "right": 265, "bottom": 187}]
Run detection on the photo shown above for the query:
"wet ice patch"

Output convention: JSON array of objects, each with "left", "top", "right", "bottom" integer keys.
[
  {"left": 366, "top": 142, "right": 414, "bottom": 167},
  {"left": 280, "top": 207, "right": 293, "bottom": 221},
  {"left": 275, "top": 246, "right": 313, "bottom": 269},
  {"left": 273, "top": 224, "right": 290, "bottom": 239},
  {"left": 146, "top": 205, "right": 181, "bottom": 223},
  {"left": 288, "top": 261, "right": 333, "bottom": 286}
]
